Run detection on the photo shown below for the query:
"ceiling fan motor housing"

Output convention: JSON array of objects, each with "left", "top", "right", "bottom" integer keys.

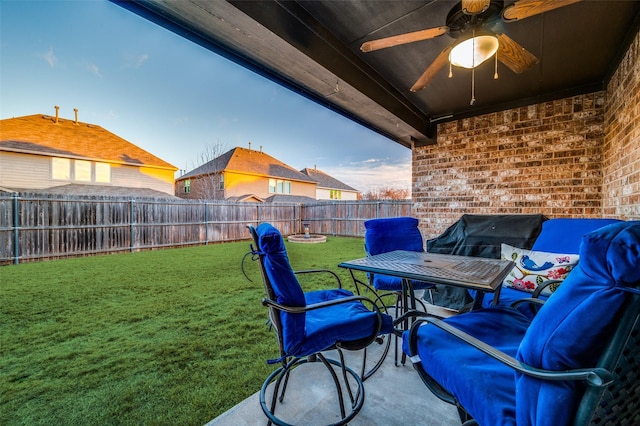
[{"left": 447, "top": 0, "right": 504, "bottom": 39}]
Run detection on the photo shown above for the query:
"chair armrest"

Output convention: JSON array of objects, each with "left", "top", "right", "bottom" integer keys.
[
  {"left": 262, "top": 294, "right": 388, "bottom": 340},
  {"left": 408, "top": 316, "right": 614, "bottom": 387},
  {"left": 294, "top": 269, "right": 343, "bottom": 289},
  {"left": 531, "top": 279, "right": 562, "bottom": 298},
  {"left": 262, "top": 294, "right": 384, "bottom": 315},
  {"left": 510, "top": 297, "right": 546, "bottom": 309}
]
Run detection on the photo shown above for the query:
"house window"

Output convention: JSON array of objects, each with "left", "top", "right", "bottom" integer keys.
[
  {"left": 52, "top": 157, "right": 71, "bottom": 180},
  {"left": 75, "top": 160, "right": 92, "bottom": 181},
  {"left": 95, "top": 162, "right": 111, "bottom": 183},
  {"left": 330, "top": 190, "right": 342, "bottom": 200},
  {"left": 269, "top": 179, "right": 291, "bottom": 194},
  {"left": 218, "top": 175, "right": 224, "bottom": 190},
  {"left": 184, "top": 179, "right": 191, "bottom": 193}
]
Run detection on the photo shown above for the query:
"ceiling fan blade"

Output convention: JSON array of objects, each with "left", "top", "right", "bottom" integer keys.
[
  {"left": 462, "top": 0, "right": 491, "bottom": 15},
  {"left": 360, "top": 26, "right": 448, "bottom": 53},
  {"left": 410, "top": 45, "right": 453, "bottom": 92},
  {"left": 496, "top": 33, "right": 539, "bottom": 74},
  {"left": 502, "top": 0, "right": 583, "bottom": 21}
]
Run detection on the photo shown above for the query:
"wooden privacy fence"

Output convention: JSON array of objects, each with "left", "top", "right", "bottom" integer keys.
[{"left": 0, "top": 193, "right": 412, "bottom": 264}]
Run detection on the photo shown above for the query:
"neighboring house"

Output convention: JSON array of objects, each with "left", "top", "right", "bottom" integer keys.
[
  {"left": 0, "top": 111, "right": 178, "bottom": 197},
  {"left": 176, "top": 146, "right": 317, "bottom": 202},
  {"left": 300, "top": 167, "right": 359, "bottom": 201}
]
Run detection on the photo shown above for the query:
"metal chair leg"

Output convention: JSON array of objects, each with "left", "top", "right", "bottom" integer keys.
[{"left": 260, "top": 354, "right": 365, "bottom": 426}]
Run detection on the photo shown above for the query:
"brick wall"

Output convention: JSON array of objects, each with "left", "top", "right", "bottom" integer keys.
[
  {"left": 603, "top": 28, "right": 640, "bottom": 219},
  {"left": 413, "top": 29, "right": 639, "bottom": 239},
  {"left": 413, "top": 93, "right": 606, "bottom": 238}
]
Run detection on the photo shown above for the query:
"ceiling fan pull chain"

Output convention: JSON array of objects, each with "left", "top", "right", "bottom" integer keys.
[
  {"left": 494, "top": 52, "right": 499, "bottom": 79},
  {"left": 470, "top": 66, "right": 476, "bottom": 105},
  {"left": 449, "top": 61, "right": 453, "bottom": 78},
  {"left": 470, "top": 32, "right": 476, "bottom": 105}
]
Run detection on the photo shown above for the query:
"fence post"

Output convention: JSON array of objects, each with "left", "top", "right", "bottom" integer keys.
[
  {"left": 204, "top": 201, "right": 209, "bottom": 245},
  {"left": 332, "top": 202, "right": 336, "bottom": 236},
  {"left": 130, "top": 199, "right": 135, "bottom": 252},
  {"left": 13, "top": 192, "right": 19, "bottom": 264}
]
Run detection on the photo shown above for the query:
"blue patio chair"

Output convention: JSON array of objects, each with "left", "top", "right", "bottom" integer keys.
[
  {"left": 248, "top": 223, "right": 394, "bottom": 426},
  {"left": 363, "top": 217, "right": 435, "bottom": 304},
  {"left": 403, "top": 221, "right": 640, "bottom": 426},
  {"left": 480, "top": 217, "right": 623, "bottom": 315},
  {"left": 363, "top": 217, "right": 434, "bottom": 364}
]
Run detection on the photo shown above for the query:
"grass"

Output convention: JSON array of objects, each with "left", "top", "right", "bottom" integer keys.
[{"left": 0, "top": 236, "right": 370, "bottom": 425}]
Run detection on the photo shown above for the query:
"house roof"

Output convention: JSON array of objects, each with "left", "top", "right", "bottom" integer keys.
[
  {"left": 225, "top": 194, "right": 266, "bottom": 203},
  {"left": 265, "top": 194, "right": 317, "bottom": 204},
  {"left": 6, "top": 184, "right": 180, "bottom": 199},
  {"left": 180, "top": 146, "right": 315, "bottom": 183},
  {"left": 300, "top": 167, "right": 358, "bottom": 192},
  {"left": 0, "top": 114, "right": 176, "bottom": 170}
]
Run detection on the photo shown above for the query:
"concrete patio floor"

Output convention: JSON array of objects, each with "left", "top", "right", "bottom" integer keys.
[{"left": 205, "top": 333, "right": 461, "bottom": 426}]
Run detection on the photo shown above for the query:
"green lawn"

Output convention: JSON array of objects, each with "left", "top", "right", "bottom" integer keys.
[{"left": 1, "top": 236, "right": 370, "bottom": 425}]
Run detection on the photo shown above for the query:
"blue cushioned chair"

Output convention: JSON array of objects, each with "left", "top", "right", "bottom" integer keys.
[
  {"left": 248, "top": 223, "right": 394, "bottom": 426},
  {"left": 363, "top": 217, "right": 434, "bottom": 364},
  {"left": 486, "top": 218, "right": 622, "bottom": 312},
  {"left": 403, "top": 221, "right": 640, "bottom": 426},
  {"left": 363, "top": 217, "right": 435, "bottom": 307}
]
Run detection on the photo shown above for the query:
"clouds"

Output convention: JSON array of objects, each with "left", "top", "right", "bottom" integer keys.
[
  {"left": 38, "top": 45, "right": 148, "bottom": 78},
  {"left": 324, "top": 157, "right": 411, "bottom": 193},
  {"left": 39, "top": 46, "right": 102, "bottom": 78},
  {"left": 40, "top": 47, "right": 57, "bottom": 67},
  {"left": 123, "top": 52, "right": 149, "bottom": 69},
  {"left": 84, "top": 61, "right": 102, "bottom": 78}
]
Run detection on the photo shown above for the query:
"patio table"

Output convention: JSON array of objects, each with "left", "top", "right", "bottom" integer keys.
[{"left": 339, "top": 250, "right": 514, "bottom": 312}]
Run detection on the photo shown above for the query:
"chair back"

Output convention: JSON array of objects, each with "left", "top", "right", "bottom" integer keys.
[
  {"left": 574, "top": 291, "right": 640, "bottom": 425},
  {"left": 531, "top": 218, "right": 622, "bottom": 254},
  {"left": 516, "top": 221, "right": 640, "bottom": 426},
  {"left": 250, "top": 223, "right": 305, "bottom": 356},
  {"left": 364, "top": 217, "right": 423, "bottom": 255}
]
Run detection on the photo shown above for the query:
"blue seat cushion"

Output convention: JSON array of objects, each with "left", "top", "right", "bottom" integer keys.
[
  {"left": 302, "top": 289, "right": 394, "bottom": 357},
  {"left": 372, "top": 275, "right": 434, "bottom": 291},
  {"left": 403, "top": 307, "right": 531, "bottom": 426}
]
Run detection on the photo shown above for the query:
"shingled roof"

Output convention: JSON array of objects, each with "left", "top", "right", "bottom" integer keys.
[
  {"left": 0, "top": 114, "right": 176, "bottom": 170},
  {"left": 300, "top": 167, "right": 357, "bottom": 192},
  {"left": 10, "top": 184, "right": 180, "bottom": 199},
  {"left": 180, "top": 146, "right": 315, "bottom": 183}
]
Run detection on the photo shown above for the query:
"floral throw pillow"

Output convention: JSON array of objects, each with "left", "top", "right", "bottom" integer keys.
[{"left": 500, "top": 243, "right": 580, "bottom": 295}]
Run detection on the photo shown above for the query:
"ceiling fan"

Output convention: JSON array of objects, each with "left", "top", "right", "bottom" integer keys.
[{"left": 360, "top": 0, "right": 583, "bottom": 93}]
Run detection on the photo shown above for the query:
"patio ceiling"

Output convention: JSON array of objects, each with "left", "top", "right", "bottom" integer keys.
[{"left": 114, "top": 1, "right": 640, "bottom": 148}]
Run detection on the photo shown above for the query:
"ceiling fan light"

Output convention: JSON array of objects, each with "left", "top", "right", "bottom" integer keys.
[{"left": 449, "top": 35, "right": 499, "bottom": 69}]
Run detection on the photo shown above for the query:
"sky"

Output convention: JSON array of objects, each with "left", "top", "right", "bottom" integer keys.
[{"left": 0, "top": 0, "right": 412, "bottom": 194}]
